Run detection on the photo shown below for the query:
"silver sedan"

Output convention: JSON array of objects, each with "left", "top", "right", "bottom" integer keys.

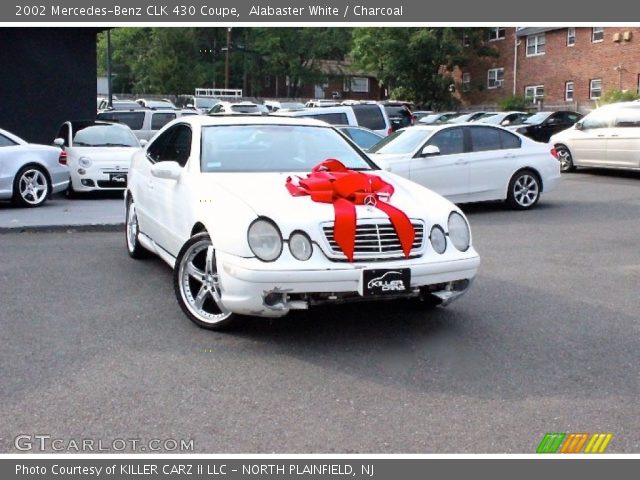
[{"left": 0, "top": 128, "right": 69, "bottom": 207}]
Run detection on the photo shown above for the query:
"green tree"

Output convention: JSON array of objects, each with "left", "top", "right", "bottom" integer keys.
[{"left": 351, "top": 28, "right": 496, "bottom": 109}]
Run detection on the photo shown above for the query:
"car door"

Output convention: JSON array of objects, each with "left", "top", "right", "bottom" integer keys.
[
  {"left": 569, "top": 109, "right": 612, "bottom": 166},
  {"left": 408, "top": 127, "right": 470, "bottom": 201},
  {"left": 145, "top": 124, "right": 194, "bottom": 256},
  {"left": 606, "top": 108, "right": 640, "bottom": 169},
  {"left": 0, "top": 132, "right": 21, "bottom": 195},
  {"left": 466, "top": 126, "right": 521, "bottom": 201}
]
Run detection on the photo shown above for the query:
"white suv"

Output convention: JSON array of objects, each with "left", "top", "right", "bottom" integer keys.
[
  {"left": 277, "top": 104, "right": 393, "bottom": 136},
  {"left": 97, "top": 109, "right": 179, "bottom": 141}
]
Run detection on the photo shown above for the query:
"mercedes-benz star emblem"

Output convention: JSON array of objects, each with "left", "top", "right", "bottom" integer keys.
[{"left": 364, "top": 194, "right": 377, "bottom": 207}]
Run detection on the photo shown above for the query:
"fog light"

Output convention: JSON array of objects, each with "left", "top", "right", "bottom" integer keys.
[
  {"left": 77, "top": 168, "right": 86, "bottom": 175},
  {"left": 81, "top": 179, "right": 95, "bottom": 187}
]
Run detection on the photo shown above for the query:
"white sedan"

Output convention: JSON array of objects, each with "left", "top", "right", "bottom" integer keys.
[
  {"left": 369, "top": 124, "right": 561, "bottom": 210},
  {"left": 125, "top": 116, "right": 480, "bottom": 330},
  {"left": 54, "top": 121, "right": 142, "bottom": 194}
]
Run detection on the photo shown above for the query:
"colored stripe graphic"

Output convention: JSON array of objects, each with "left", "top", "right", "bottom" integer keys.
[
  {"left": 537, "top": 433, "right": 566, "bottom": 453},
  {"left": 560, "top": 433, "right": 588, "bottom": 453},
  {"left": 584, "top": 433, "right": 613, "bottom": 453}
]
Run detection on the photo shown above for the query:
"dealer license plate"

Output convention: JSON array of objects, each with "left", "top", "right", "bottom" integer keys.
[
  {"left": 361, "top": 268, "right": 411, "bottom": 296},
  {"left": 109, "top": 173, "right": 128, "bottom": 185}
]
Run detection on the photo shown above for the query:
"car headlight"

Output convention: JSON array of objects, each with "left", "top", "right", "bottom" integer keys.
[
  {"left": 448, "top": 212, "right": 471, "bottom": 251},
  {"left": 289, "top": 231, "right": 313, "bottom": 261},
  {"left": 78, "top": 157, "right": 92, "bottom": 168},
  {"left": 247, "top": 218, "right": 282, "bottom": 262},
  {"left": 430, "top": 225, "right": 447, "bottom": 254}
]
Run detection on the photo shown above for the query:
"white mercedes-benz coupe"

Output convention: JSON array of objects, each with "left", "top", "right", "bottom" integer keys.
[{"left": 125, "top": 115, "right": 480, "bottom": 330}]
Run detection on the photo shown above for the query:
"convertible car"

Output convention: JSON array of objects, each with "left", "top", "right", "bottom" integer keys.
[{"left": 125, "top": 116, "right": 480, "bottom": 329}]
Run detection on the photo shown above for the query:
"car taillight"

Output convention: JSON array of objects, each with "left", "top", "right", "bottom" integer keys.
[
  {"left": 58, "top": 150, "right": 67, "bottom": 165},
  {"left": 550, "top": 147, "right": 559, "bottom": 159},
  {"left": 387, "top": 128, "right": 393, "bottom": 136},
  {"left": 411, "top": 115, "right": 416, "bottom": 125}
]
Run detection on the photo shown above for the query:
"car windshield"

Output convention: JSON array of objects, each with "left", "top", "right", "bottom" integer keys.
[
  {"left": 200, "top": 125, "right": 375, "bottom": 173},
  {"left": 72, "top": 124, "right": 139, "bottom": 147},
  {"left": 279, "top": 102, "right": 305, "bottom": 110},
  {"left": 368, "top": 128, "right": 434, "bottom": 154},
  {"left": 524, "top": 112, "right": 552, "bottom": 124},
  {"left": 230, "top": 104, "right": 261, "bottom": 113},
  {"left": 479, "top": 114, "right": 507, "bottom": 125}
]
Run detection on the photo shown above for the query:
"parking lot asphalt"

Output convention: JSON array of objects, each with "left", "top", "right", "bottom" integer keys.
[
  {"left": 1, "top": 170, "right": 639, "bottom": 453},
  {"left": 0, "top": 192, "right": 123, "bottom": 231}
]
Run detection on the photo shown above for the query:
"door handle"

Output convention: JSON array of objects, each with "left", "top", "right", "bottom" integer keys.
[
  {"left": 597, "top": 134, "right": 606, "bottom": 137},
  {"left": 610, "top": 134, "right": 619, "bottom": 137},
  {"left": 455, "top": 159, "right": 468, "bottom": 165},
  {"left": 503, "top": 153, "right": 516, "bottom": 158}
]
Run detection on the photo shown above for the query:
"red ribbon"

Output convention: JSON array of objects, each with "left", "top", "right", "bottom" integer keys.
[{"left": 286, "top": 159, "right": 415, "bottom": 262}]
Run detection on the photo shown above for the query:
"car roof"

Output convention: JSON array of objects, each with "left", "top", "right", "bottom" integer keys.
[
  {"left": 178, "top": 114, "right": 334, "bottom": 128},
  {"left": 0, "top": 127, "right": 26, "bottom": 144}
]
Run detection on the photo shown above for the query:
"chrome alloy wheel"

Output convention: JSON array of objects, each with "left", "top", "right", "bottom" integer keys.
[
  {"left": 126, "top": 202, "right": 139, "bottom": 253},
  {"left": 178, "top": 239, "right": 232, "bottom": 325},
  {"left": 512, "top": 173, "right": 540, "bottom": 208},
  {"left": 19, "top": 168, "right": 48, "bottom": 206},
  {"left": 556, "top": 146, "right": 574, "bottom": 172}
]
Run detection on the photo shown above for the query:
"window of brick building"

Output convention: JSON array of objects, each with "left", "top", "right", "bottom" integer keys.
[
  {"left": 592, "top": 27, "right": 604, "bottom": 43},
  {"left": 567, "top": 28, "right": 576, "bottom": 46},
  {"left": 487, "top": 68, "right": 504, "bottom": 89},
  {"left": 526, "top": 33, "right": 546, "bottom": 56},
  {"left": 489, "top": 27, "right": 506, "bottom": 41},
  {"left": 462, "top": 73, "right": 471, "bottom": 92},
  {"left": 565, "top": 81, "right": 575, "bottom": 101},
  {"left": 525, "top": 85, "right": 544, "bottom": 103},
  {"left": 590, "top": 79, "right": 602, "bottom": 99}
]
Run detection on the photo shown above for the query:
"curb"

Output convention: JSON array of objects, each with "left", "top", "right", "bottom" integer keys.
[{"left": 0, "top": 223, "right": 124, "bottom": 234}]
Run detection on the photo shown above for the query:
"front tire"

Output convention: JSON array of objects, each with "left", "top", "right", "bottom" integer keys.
[
  {"left": 507, "top": 170, "right": 541, "bottom": 210},
  {"left": 556, "top": 145, "right": 575, "bottom": 172},
  {"left": 12, "top": 165, "right": 50, "bottom": 207},
  {"left": 125, "top": 197, "right": 150, "bottom": 259},
  {"left": 173, "top": 233, "right": 237, "bottom": 330}
]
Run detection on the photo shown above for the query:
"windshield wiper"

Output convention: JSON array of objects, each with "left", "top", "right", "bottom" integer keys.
[{"left": 94, "top": 143, "right": 135, "bottom": 147}]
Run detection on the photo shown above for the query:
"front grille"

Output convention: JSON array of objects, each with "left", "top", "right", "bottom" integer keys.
[{"left": 322, "top": 219, "right": 425, "bottom": 261}]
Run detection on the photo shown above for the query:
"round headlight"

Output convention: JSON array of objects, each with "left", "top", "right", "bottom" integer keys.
[
  {"left": 248, "top": 218, "right": 282, "bottom": 262},
  {"left": 448, "top": 212, "right": 471, "bottom": 251},
  {"left": 289, "top": 232, "right": 313, "bottom": 261},
  {"left": 78, "top": 156, "right": 92, "bottom": 168},
  {"left": 430, "top": 225, "right": 447, "bottom": 254}
]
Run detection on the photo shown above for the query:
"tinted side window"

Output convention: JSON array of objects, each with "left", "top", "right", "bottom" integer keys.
[
  {"left": 147, "top": 125, "right": 192, "bottom": 166},
  {"left": 427, "top": 128, "right": 465, "bottom": 155},
  {"left": 0, "top": 134, "right": 17, "bottom": 147},
  {"left": 301, "top": 113, "right": 348, "bottom": 125},
  {"left": 499, "top": 130, "right": 522, "bottom": 149},
  {"left": 98, "top": 112, "right": 145, "bottom": 130},
  {"left": 352, "top": 105, "right": 386, "bottom": 130},
  {"left": 347, "top": 128, "right": 383, "bottom": 150},
  {"left": 55, "top": 124, "right": 70, "bottom": 147},
  {"left": 469, "top": 126, "right": 502, "bottom": 152},
  {"left": 151, "top": 112, "right": 176, "bottom": 130}
]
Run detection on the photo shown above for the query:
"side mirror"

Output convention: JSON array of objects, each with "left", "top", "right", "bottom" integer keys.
[
  {"left": 574, "top": 122, "right": 584, "bottom": 130},
  {"left": 150, "top": 161, "right": 182, "bottom": 180},
  {"left": 139, "top": 139, "right": 148, "bottom": 147},
  {"left": 186, "top": 103, "right": 194, "bottom": 109},
  {"left": 53, "top": 138, "right": 65, "bottom": 147},
  {"left": 501, "top": 119, "right": 511, "bottom": 126},
  {"left": 419, "top": 145, "right": 441, "bottom": 157}
]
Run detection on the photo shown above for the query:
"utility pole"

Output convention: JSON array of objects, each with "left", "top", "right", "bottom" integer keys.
[
  {"left": 225, "top": 27, "right": 231, "bottom": 89},
  {"left": 107, "top": 29, "right": 113, "bottom": 108}
]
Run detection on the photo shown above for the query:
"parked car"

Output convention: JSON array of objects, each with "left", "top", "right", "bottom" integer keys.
[
  {"left": 447, "top": 112, "right": 488, "bottom": 123},
  {"left": 124, "top": 115, "right": 480, "bottom": 329},
  {"left": 0, "top": 127, "right": 69, "bottom": 207},
  {"left": 368, "top": 124, "right": 561, "bottom": 210},
  {"left": 477, "top": 111, "right": 530, "bottom": 126},
  {"left": 304, "top": 99, "right": 340, "bottom": 108},
  {"left": 97, "top": 99, "right": 141, "bottom": 111},
  {"left": 263, "top": 100, "right": 306, "bottom": 112},
  {"left": 187, "top": 96, "right": 221, "bottom": 113},
  {"left": 97, "top": 108, "right": 180, "bottom": 141},
  {"left": 54, "top": 121, "right": 141, "bottom": 195},
  {"left": 510, "top": 110, "right": 583, "bottom": 143},
  {"left": 418, "top": 112, "right": 459, "bottom": 125},
  {"left": 412, "top": 111, "right": 435, "bottom": 121},
  {"left": 208, "top": 101, "right": 266, "bottom": 114},
  {"left": 551, "top": 102, "right": 640, "bottom": 172},
  {"left": 335, "top": 125, "right": 384, "bottom": 150},
  {"left": 135, "top": 98, "right": 177, "bottom": 110},
  {"left": 277, "top": 104, "right": 394, "bottom": 136}
]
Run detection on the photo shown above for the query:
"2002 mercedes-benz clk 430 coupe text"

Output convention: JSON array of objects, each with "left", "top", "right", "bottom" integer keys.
[{"left": 125, "top": 116, "right": 480, "bottom": 329}]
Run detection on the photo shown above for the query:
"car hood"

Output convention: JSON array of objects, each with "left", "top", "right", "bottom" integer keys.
[
  {"left": 200, "top": 170, "right": 453, "bottom": 232},
  {"left": 367, "top": 153, "right": 411, "bottom": 169},
  {"left": 67, "top": 146, "right": 140, "bottom": 165}
]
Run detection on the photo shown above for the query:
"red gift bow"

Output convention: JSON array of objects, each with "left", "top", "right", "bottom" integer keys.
[{"left": 286, "top": 159, "right": 415, "bottom": 262}]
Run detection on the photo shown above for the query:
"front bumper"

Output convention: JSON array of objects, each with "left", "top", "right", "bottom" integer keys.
[
  {"left": 70, "top": 166, "right": 128, "bottom": 191},
  {"left": 216, "top": 251, "right": 480, "bottom": 317}
]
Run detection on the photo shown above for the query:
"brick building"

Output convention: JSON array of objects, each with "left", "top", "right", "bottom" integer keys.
[{"left": 457, "top": 27, "right": 640, "bottom": 112}]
